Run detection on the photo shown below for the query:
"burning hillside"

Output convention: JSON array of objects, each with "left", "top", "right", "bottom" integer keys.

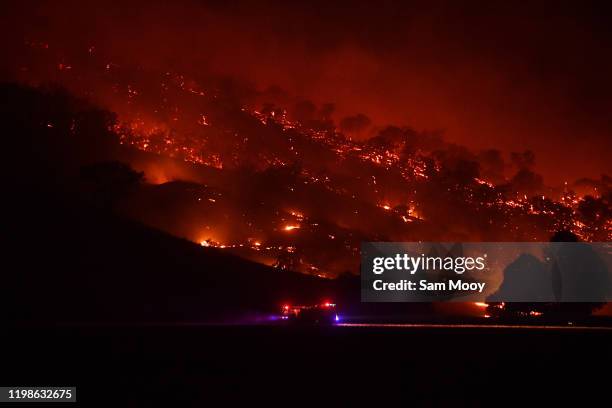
[{"left": 5, "top": 40, "right": 611, "bottom": 277}]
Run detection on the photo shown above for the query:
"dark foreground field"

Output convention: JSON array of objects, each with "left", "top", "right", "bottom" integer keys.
[{"left": 3, "top": 325, "right": 610, "bottom": 406}]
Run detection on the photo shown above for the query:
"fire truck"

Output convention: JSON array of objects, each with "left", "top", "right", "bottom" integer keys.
[{"left": 280, "top": 301, "right": 340, "bottom": 325}]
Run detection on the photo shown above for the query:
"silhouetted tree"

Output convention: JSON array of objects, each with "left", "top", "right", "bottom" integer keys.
[
  {"left": 487, "top": 230, "right": 607, "bottom": 321},
  {"left": 339, "top": 113, "right": 371, "bottom": 135},
  {"left": 508, "top": 168, "right": 544, "bottom": 195},
  {"left": 577, "top": 194, "right": 611, "bottom": 241}
]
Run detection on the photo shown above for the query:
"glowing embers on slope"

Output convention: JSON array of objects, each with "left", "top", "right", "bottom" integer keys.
[
  {"left": 289, "top": 210, "right": 304, "bottom": 220},
  {"left": 378, "top": 202, "right": 423, "bottom": 223},
  {"left": 199, "top": 237, "right": 295, "bottom": 253},
  {"left": 113, "top": 120, "right": 223, "bottom": 169}
]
